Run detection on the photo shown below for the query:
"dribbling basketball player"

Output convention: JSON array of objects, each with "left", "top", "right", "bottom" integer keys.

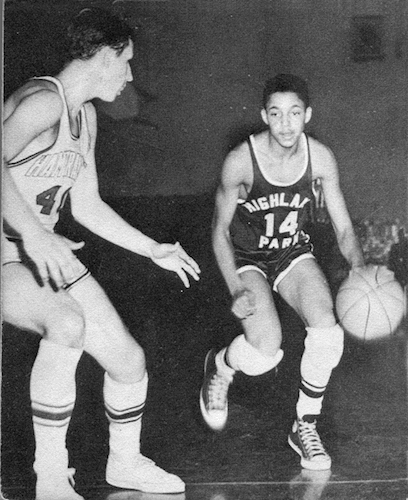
[{"left": 200, "top": 74, "right": 365, "bottom": 470}]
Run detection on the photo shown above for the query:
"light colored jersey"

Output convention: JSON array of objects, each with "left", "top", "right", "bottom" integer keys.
[{"left": 5, "top": 76, "right": 91, "bottom": 235}]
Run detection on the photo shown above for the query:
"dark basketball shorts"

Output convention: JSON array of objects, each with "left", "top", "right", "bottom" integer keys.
[{"left": 234, "top": 242, "right": 315, "bottom": 292}]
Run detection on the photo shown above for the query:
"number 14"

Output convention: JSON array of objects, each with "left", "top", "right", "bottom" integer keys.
[{"left": 264, "top": 211, "right": 299, "bottom": 237}]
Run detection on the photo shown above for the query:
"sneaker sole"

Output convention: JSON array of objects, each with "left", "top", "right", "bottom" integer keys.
[
  {"left": 288, "top": 435, "right": 332, "bottom": 471},
  {"left": 106, "top": 475, "right": 185, "bottom": 494}
]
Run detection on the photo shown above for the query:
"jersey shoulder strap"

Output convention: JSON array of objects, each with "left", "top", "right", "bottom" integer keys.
[{"left": 247, "top": 135, "right": 266, "bottom": 191}]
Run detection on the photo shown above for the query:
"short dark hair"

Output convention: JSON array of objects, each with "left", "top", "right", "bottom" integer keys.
[
  {"left": 263, "top": 74, "right": 310, "bottom": 109},
  {"left": 64, "top": 8, "right": 133, "bottom": 62}
]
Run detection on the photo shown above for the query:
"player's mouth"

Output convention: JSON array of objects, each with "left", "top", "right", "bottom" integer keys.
[{"left": 280, "top": 133, "right": 294, "bottom": 141}]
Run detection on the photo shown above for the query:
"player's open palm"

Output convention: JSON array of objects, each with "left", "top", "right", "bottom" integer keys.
[
  {"left": 23, "top": 228, "right": 85, "bottom": 288},
  {"left": 151, "top": 241, "right": 201, "bottom": 288}
]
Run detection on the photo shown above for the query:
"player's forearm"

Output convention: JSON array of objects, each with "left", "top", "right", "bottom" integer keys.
[
  {"left": 74, "top": 200, "right": 158, "bottom": 259},
  {"left": 212, "top": 228, "right": 244, "bottom": 296},
  {"left": 2, "top": 166, "right": 47, "bottom": 239},
  {"left": 337, "top": 228, "right": 365, "bottom": 268}
]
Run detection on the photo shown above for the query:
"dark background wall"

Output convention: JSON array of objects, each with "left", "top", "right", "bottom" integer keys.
[{"left": 3, "top": 0, "right": 407, "bottom": 225}]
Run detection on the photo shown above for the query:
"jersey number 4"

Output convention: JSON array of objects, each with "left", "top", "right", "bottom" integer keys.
[
  {"left": 264, "top": 211, "right": 299, "bottom": 237},
  {"left": 36, "top": 185, "right": 71, "bottom": 215}
]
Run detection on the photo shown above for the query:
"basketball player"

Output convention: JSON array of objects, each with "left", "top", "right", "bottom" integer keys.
[
  {"left": 200, "top": 74, "right": 364, "bottom": 470},
  {"left": 3, "top": 8, "right": 200, "bottom": 499}
]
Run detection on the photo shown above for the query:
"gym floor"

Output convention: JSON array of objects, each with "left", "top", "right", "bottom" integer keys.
[{"left": 2, "top": 196, "right": 407, "bottom": 500}]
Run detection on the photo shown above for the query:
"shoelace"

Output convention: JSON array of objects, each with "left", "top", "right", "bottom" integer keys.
[
  {"left": 298, "top": 420, "right": 327, "bottom": 458},
  {"left": 208, "top": 372, "right": 232, "bottom": 410}
]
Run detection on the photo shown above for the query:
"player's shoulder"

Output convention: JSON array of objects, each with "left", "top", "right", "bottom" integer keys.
[
  {"left": 307, "top": 135, "right": 337, "bottom": 177},
  {"left": 227, "top": 139, "right": 251, "bottom": 163},
  {"left": 307, "top": 135, "right": 335, "bottom": 160},
  {"left": 223, "top": 138, "right": 252, "bottom": 178},
  {"left": 222, "top": 141, "right": 252, "bottom": 184},
  {"left": 4, "top": 79, "right": 63, "bottom": 122}
]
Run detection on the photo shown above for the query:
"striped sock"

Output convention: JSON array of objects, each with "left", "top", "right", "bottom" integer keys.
[
  {"left": 104, "top": 372, "right": 148, "bottom": 461},
  {"left": 30, "top": 340, "right": 82, "bottom": 477},
  {"left": 296, "top": 378, "right": 326, "bottom": 418}
]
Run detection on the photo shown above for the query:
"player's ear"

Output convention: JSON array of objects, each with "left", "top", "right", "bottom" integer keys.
[
  {"left": 99, "top": 46, "right": 114, "bottom": 67},
  {"left": 305, "top": 106, "right": 312, "bottom": 124},
  {"left": 261, "top": 108, "right": 268, "bottom": 125}
]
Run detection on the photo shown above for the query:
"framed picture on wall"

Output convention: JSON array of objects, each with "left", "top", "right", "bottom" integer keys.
[{"left": 350, "top": 15, "right": 385, "bottom": 62}]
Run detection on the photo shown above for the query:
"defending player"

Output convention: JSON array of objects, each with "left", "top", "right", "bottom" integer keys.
[
  {"left": 3, "top": 8, "right": 200, "bottom": 499},
  {"left": 199, "top": 74, "right": 364, "bottom": 470}
]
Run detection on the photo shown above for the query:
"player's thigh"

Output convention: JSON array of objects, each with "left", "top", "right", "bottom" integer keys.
[
  {"left": 277, "top": 258, "right": 335, "bottom": 327},
  {"left": 2, "top": 263, "right": 85, "bottom": 342},
  {"left": 239, "top": 269, "right": 282, "bottom": 347},
  {"left": 67, "top": 275, "right": 145, "bottom": 378}
]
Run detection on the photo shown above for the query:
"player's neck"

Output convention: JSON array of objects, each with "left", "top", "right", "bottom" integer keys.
[
  {"left": 56, "top": 64, "right": 97, "bottom": 117},
  {"left": 267, "top": 132, "right": 302, "bottom": 161}
]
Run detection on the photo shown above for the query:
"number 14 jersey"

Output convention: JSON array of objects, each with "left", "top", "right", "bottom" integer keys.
[{"left": 230, "top": 133, "right": 314, "bottom": 255}]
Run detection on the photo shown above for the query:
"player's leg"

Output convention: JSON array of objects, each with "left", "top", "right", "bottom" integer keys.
[
  {"left": 277, "top": 257, "right": 343, "bottom": 470},
  {"left": 200, "top": 268, "right": 284, "bottom": 431},
  {"left": 2, "top": 263, "right": 86, "bottom": 500},
  {"left": 67, "top": 276, "right": 185, "bottom": 494}
]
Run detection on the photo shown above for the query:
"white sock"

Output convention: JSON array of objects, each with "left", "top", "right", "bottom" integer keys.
[
  {"left": 104, "top": 372, "right": 148, "bottom": 461},
  {"left": 30, "top": 339, "right": 82, "bottom": 477},
  {"left": 296, "top": 325, "right": 344, "bottom": 419}
]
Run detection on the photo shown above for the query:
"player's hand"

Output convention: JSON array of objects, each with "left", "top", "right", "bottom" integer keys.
[
  {"left": 348, "top": 263, "right": 371, "bottom": 276},
  {"left": 150, "top": 241, "right": 201, "bottom": 288},
  {"left": 232, "top": 288, "right": 256, "bottom": 319},
  {"left": 22, "top": 228, "right": 85, "bottom": 288}
]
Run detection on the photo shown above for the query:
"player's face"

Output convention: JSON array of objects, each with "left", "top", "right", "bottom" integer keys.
[
  {"left": 261, "top": 91, "right": 312, "bottom": 148},
  {"left": 100, "top": 39, "right": 134, "bottom": 102}
]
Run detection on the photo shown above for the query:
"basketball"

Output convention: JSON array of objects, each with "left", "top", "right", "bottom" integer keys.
[{"left": 335, "top": 265, "right": 405, "bottom": 341}]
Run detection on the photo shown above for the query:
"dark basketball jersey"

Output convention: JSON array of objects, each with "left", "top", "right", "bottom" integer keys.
[{"left": 230, "top": 133, "right": 314, "bottom": 256}]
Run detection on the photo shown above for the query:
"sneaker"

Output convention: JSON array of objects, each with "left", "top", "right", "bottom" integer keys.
[
  {"left": 106, "top": 454, "right": 185, "bottom": 494},
  {"left": 199, "top": 348, "right": 234, "bottom": 431},
  {"left": 288, "top": 415, "right": 332, "bottom": 470},
  {"left": 36, "top": 468, "right": 84, "bottom": 500}
]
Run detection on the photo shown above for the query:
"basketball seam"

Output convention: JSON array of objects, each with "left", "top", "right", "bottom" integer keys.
[
  {"left": 337, "top": 294, "right": 369, "bottom": 336},
  {"left": 337, "top": 288, "right": 401, "bottom": 338}
]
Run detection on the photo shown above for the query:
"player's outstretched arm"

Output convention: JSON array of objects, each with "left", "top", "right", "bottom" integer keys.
[{"left": 70, "top": 103, "right": 200, "bottom": 288}]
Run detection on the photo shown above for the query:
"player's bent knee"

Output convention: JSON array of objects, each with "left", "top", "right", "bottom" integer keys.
[
  {"left": 45, "top": 309, "right": 86, "bottom": 349},
  {"left": 227, "top": 334, "right": 284, "bottom": 376}
]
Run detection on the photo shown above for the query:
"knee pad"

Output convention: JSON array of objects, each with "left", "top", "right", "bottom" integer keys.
[
  {"left": 301, "top": 324, "right": 344, "bottom": 387},
  {"left": 227, "top": 334, "right": 283, "bottom": 376}
]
